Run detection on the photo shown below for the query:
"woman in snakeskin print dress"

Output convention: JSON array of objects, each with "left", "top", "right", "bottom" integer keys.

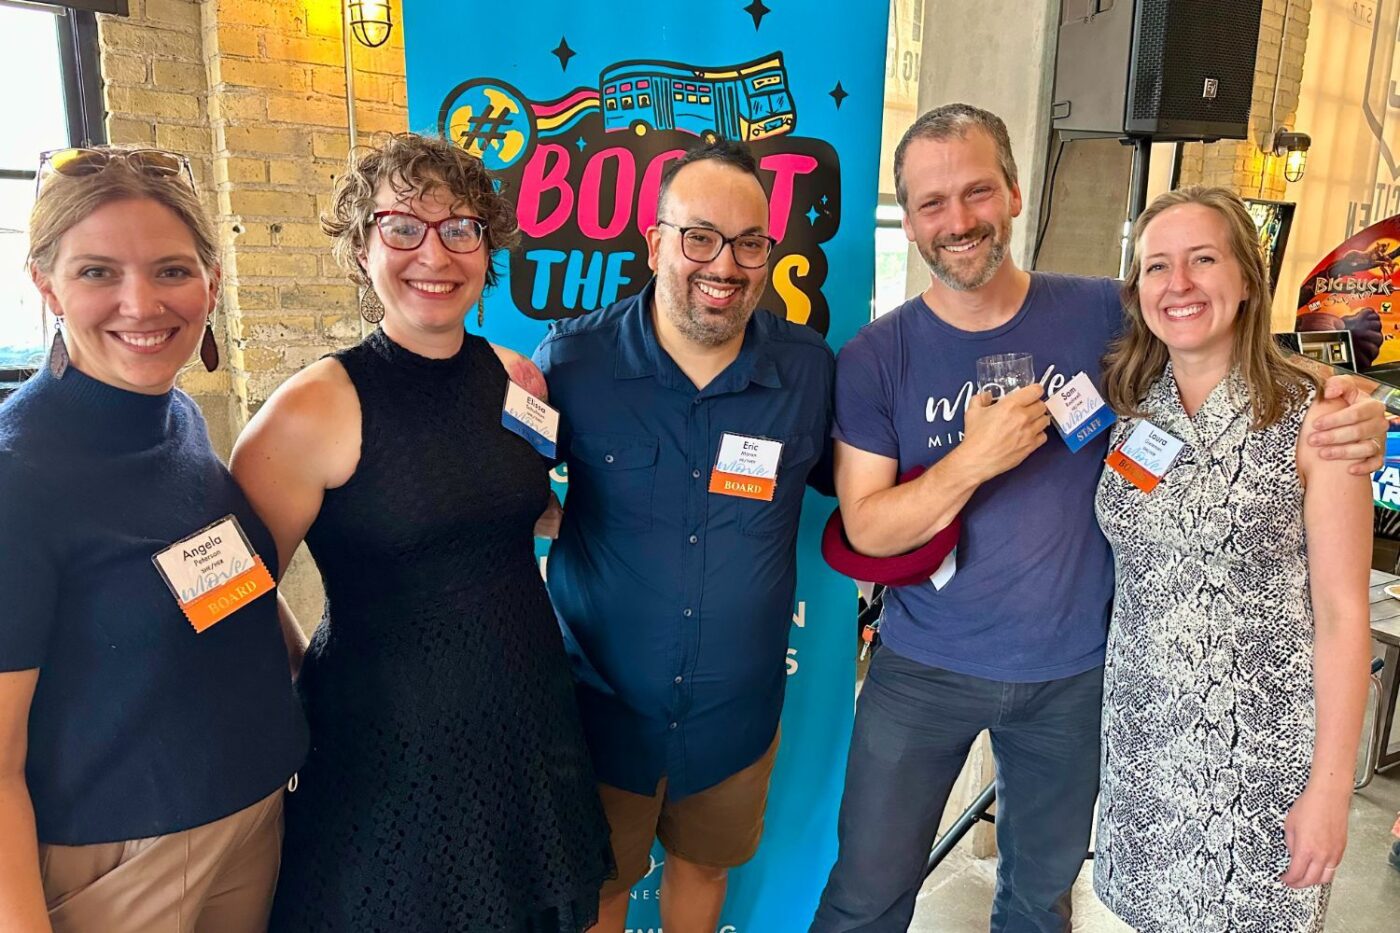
[{"left": 1093, "top": 187, "right": 1371, "bottom": 932}]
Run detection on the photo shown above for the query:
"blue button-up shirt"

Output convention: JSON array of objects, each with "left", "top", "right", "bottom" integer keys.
[{"left": 535, "top": 279, "right": 834, "bottom": 798}]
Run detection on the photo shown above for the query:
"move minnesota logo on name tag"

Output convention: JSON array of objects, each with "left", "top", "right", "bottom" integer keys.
[
  {"left": 151, "top": 515, "right": 276, "bottom": 633},
  {"left": 1105, "top": 420, "right": 1186, "bottom": 493},
  {"left": 1045, "top": 371, "right": 1115, "bottom": 453},
  {"left": 502, "top": 381, "right": 560, "bottom": 459},
  {"left": 710, "top": 432, "right": 784, "bottom": 501}
]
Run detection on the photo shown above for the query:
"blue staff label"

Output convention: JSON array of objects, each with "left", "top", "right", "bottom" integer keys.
[
  {"left": 1045, "top": 371, "right": 1116, "bottom": 452},
  {"left": 502, "top": 381, "right": 560, "bottom": 459}
]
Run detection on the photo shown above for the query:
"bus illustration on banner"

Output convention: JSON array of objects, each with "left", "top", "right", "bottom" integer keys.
[
  {"left": 598, "top": 54, "right": 795, "bottom": 142},
  {"left": 437, "top": 51, "right": 797, "bottom": 173}
]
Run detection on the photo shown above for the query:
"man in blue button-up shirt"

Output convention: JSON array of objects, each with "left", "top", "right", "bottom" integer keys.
[{"left": 534, "top": 141, "right": 834, "bottom": 932}]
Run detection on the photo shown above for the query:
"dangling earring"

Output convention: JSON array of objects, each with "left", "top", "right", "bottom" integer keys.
[
  {"left": 200, "top": 318, "right": 220, "bottom": 372},
  {"left": 477, "top": 295, "right": 486, "bottom": 328},
  {"left": 359, "top": 286, "right": 385, "bottom": 324},
  {"left": 48, "top": 316, "right": 69, "bottom": 379}
]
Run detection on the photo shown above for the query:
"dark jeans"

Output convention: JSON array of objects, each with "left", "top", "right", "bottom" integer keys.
[{"left": 809, "top": 648, "right": 1104, "bottom": 933}]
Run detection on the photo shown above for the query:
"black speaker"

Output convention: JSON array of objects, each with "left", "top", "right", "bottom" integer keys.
[{"left": 1052, "top": 0, "right": 1263, "bottom": 141}]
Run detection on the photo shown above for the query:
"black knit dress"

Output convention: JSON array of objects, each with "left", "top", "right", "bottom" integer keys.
[{"left": 269, "top": 328, "right": 612, "bottom": 933}]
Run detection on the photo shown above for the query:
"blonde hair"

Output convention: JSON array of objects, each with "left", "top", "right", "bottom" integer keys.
[
  {"left": 27, "top": 151, "right": 219, "bottom": 276},
  {"left": 1103, "top": 185, "right": 1316, "bottom": 429},
  {"left": 322, "top": 132, "right": 520, "bottom": 287}
]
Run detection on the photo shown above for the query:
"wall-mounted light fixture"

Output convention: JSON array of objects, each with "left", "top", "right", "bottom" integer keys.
[
  {"left": 1272, "top": 130, "right": 1311, "bottom": 184},
  {"left": 348, "top": 0, "right": 393, "bottom": 48}
]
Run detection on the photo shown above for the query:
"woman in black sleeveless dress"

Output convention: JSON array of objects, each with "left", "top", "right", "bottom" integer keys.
[{"left": 232, "top": 133, "right": 612, "bottom": 932}]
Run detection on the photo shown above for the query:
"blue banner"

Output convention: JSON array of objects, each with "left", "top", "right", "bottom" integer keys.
[{"left": 402, "top": 3, "right": 887, "bottom": 928}]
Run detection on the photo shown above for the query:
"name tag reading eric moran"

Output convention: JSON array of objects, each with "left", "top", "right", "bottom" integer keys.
[{"left": 710, "top": 432, "right": 784, "bottom": 501}]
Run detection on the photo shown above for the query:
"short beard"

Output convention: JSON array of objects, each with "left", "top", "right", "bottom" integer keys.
[
  {"left": 920, "top": 221, "right": 1010, "bottom": 292},
  {"left": 659, "top": 273, "right": 757, "bottom": 347}
]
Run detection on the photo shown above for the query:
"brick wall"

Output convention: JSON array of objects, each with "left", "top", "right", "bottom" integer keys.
[
  {"left": 98, "top": 0, "right": 408, "bottom": 627},
  {"left": 1178, "top": 0, "right": 1311, "bottom": 198}
]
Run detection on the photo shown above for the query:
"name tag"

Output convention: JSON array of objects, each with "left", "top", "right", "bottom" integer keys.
[
  {"left": 930, "top": 548, "right": 957, "bottom": 591},
  {"left": 151, "top": 516, "right": 276, "bottom": 633},
  {"left": 709, "top": 432, "right": 783, "bottom": 501},
  {"left": 1045, "top": 371, "right": 1116, "bottom": 452},
  {"left": 502, "top": 381, "right": 560, "bottom": 459},
  {"left": 1105, "top": 420, "right": 1185, "bottom": 493}
]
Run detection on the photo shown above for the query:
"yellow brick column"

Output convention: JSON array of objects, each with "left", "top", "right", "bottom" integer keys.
[{"left": 201, "top": 0, "right": 407, "bottom": 427}]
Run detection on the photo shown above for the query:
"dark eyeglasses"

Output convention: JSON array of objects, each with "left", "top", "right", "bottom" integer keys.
[
  {"left": 657, "top": 220, "right": 777, "bottom": 269},
  {"left": 372, "top": 210, "right": 488, "bottom": 254},
  {"left": 36, "top": 147, "right": 194, "bottom": 195}
]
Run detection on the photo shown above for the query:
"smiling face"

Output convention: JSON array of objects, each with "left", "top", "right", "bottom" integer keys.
[
  {"left": 32, "top": 197, "right": 217, "bottom": 395},
  {"left": 1135, "top": 202, "right": 1247, "bottom": 370},
  {"left": 646, "top": 159, "right": 770, "bottom": 348},
  {"left": 359, "top": 180, "right": 488, "bottom": 340},
  {"left": 899, "top": 129, "right": 1021, "bottom": 292}
]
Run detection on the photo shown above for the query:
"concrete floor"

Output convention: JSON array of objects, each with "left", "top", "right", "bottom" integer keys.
[{"left": 909, "top": 768, "right": 1400, "bottom": 932}]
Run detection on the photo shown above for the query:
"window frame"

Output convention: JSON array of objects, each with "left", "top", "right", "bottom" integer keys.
[{"left": 0, "top": 2, "right": 112, "bottom": 386}]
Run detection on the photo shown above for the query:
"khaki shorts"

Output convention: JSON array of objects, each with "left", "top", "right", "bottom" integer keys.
[{"left": 599, "top": 729, "right": 779, "bottom": 897}]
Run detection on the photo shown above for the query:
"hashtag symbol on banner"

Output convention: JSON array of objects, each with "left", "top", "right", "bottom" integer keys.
[{"left": 458, "top": 107, "right": 512, "bottom": 150}]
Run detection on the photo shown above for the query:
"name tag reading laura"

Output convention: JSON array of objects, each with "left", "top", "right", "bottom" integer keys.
[
  {"left": 151, "top": 515, "right": 276, "bottom": 633},
  {"left": 1045, "top": 371, "right": 1116, "bottom": 453},
  {"left": 1105, "top": 420, "right": 1186, "bottom": 493},
  {"left": 502, "top": 381, "right": 560, "bottom": 459},
  {"left": 710, "top": 432, "right": 784, "bottom": 501}
]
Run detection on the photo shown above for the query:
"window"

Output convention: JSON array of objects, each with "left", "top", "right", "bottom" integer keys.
[
  {"left": 874, "top": 198, "right": 910, "bottom": 319},
  {"left": 638, "top": 93, "right": 651, "bottom": 107},
  {"left": 1, "top": 3, "right": 108, "bottom": 380},
  {"left": 621, "top": 96, "right": 633, "bottom": 109}
]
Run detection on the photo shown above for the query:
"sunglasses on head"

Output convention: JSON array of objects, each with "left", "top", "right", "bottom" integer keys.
[{"left": 36, "top": 147, "right": 195, "bottom": 195}]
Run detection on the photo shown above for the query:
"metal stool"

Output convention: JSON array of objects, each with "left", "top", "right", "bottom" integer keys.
[{"left": 1357, "top": 656, "right": 1388, "bottom": 790}]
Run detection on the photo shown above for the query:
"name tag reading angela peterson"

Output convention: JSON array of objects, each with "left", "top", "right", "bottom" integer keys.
[
  {"left": 710, "top": 432, "right": 784, "bottom": 501},
  {"left": 151, "top": 515, "right": 276, "bottom": 633},
  {"left": 1105, "top": 420, "right": 1186, "bottom": 493},
  {"left": 1045, "top": 371, "right": 1116, "bottom": 453},
  {"left": 502, "top": 381, "right": 560, "bottom": 459}
]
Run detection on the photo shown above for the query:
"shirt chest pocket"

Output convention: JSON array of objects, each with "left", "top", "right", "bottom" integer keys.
[
  {"left": 736, "top": 433, "right": 820, "bottom": 538},
  {"left": 569, "top": 432, "right": 659, "bottom": 531}
]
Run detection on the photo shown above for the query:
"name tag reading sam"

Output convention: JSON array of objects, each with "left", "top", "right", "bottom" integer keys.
[
  {"left": 710, "top": 432, "right": 784, "bottom": 501},
  {"left": 151, "top": 515, "right": 276, "bottom": 633},
  {"left": 502, "top": 381, "right": 560, "bottom": 459},
  {"left": 1045, "top": 371, "right": 1116, "bottom": 452},
  {"left": 1105, "top": 420, "right": 1186, "bottom": 493}
]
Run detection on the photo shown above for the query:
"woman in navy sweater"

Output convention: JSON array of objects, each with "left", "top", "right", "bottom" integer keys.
[{"left": 0, "top": 148, "right": 307, "bottom": 932}]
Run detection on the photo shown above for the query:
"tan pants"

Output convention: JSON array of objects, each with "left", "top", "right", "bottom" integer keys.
[{"left": 39, "top": 789, "right": 284, "bottom": 933}]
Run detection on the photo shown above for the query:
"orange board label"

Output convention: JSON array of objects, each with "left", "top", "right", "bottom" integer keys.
[
  {"left": 708, "top": 472, "right": 776, "bottom": 501},
  {"left": 183, "top": 557, "right": 276, "bottom": 633},
  {"left": 1105, "top": 449, "right": 1160, "bottom": 493}
]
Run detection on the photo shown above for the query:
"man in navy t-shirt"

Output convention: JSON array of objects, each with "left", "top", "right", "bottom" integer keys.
[{"left": 810, "top": 104, "right": 1387, "bottom": 932}]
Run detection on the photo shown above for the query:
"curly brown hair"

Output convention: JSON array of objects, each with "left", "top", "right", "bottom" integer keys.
[{"left": 322, "top": 132, "right": 520, "bottom": 288}]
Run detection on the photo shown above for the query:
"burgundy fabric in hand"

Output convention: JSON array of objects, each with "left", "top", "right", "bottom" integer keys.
[{"left": 821, "top": 465, "right": 960, "bottom": 588}]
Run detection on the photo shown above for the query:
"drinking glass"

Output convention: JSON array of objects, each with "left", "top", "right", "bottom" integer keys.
[{"left": 975, "top": 352, "right": 1036, "bottom": 399}]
